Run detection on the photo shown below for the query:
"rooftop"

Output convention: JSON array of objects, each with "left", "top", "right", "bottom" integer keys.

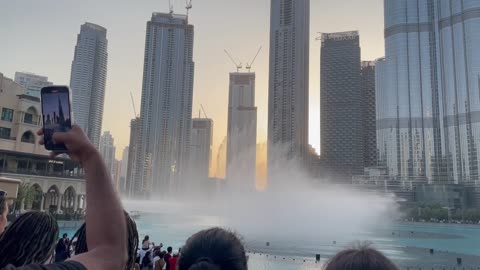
[
  {"left": 321, "top": 30, "right": 359, "bottom": 41},
  {"left": 152, "top": 12, "right": 188, "bottom": 24},
  {"left": 82, "top": 22, "right": 107, "bottom": 34}
]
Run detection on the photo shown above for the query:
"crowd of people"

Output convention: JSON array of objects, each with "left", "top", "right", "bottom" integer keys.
[{"left": 0, "top": 126, "right": 399, "bottom": 270}]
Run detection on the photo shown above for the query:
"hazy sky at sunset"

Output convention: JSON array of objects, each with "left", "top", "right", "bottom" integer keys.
[{"left": 0, "top": 0, "right": 384, "bottom": 160}]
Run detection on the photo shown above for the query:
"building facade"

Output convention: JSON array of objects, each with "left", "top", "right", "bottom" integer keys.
[
  {"left": 134, "top": 13, "right": 194, "bottom": 196},
  {"left": 320, "top": 31, "right": 364, "bottom": 181},
  {"left": 70, "top": 22, "right": 108, "bottom": 148},
  {"left": 377, "top": 0, "right": 480, "bottom": 186},
  {"left": 0, "top": 73, "right": 46, "bottom": 155},
  {"left": 126, "top": 118, "right": 140, "bottom": 198},
  {"left": 189, "top": 118, "right": 213, "bottom": 181},
  {"left": 361, "top": 61, "right": 378, "bottom": 168},
  {"left": 227, "top": 73, "right": 257, "bottom": 185},
  {"left": 0, "top": 73, "right": 85, "bottom": 213},
  {"left": 118, "top": 146, "right": 129, "bottom": 193},
  {"left": 268, "top": 0, "right": 310, "bottom": 165},
  {"left": 14, "top": 72, "right": 53, "bottom": 98},
  {"left": 99, "top": 131, "right": 116, "bottom": 177}
]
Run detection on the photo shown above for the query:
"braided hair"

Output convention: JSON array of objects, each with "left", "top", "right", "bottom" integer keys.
[
  {"left": 177, "top": 227, "right": 247, "bottom": 270},
  {"left": 0, "top": 211, "right": 59, "bottom": 268},
  {"left": 71, "top": 211, "right": 139, "bottom": 270}
]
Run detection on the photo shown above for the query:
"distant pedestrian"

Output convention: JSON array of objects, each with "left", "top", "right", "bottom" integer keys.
[
  {"left": 168, "top": 251, "right": 178, "bottom": 270},
  {"left": 141, "top": 251, "right": 153, "bottom": 270},
  {"left": 55, "top": 233, "right": 70, "bottom": 262},
  {"left": 164, "top": 247, "right": 173, "bottom": 270}
]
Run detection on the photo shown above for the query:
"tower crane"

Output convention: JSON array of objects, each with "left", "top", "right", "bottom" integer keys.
[
  {"left": 169, "top": 0, "right": 174, "bottom": 14},
  {"left": 224, "top": 50, "right": 242, "bottom": 72},
  {"left": 130, "top": 92, "right": 138, "bottom": 117},
  {"left": 246, "top": 46, "right": 262, "bottom": 72},
  {"left": 186, "top": 0, "right": 193, "bottom": 17},
  {"left": 200, "top": 104, "right": 208, "bottom": 118}
]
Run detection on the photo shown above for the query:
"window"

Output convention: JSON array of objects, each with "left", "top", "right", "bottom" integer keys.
[
  {"left": 21, "top": 131, "right": 35, "bottom": 143},
  {"left": 24, "top": 113, "right": 34, "bottom": 124},
  {"left": 1, "top": 108, "right": 14, "bottom": 122},
  {"left": 0, "top": 127, "right": 11, "bottom": 139}
]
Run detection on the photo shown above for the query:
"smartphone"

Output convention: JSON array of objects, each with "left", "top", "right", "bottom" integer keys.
[{"left": 41, "top": 86, "right": 72, "bottom": 152}]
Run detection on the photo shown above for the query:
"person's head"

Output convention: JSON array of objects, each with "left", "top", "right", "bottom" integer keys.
[
  {"left": 62, "top": 233, "right": 68, "bottom": 239},
  {"left": 143, "top": 235, "right": 149, "bottom": 242},
  {"left": 167, "top": 246, "right": 173, "bottom": 254},
  {"left": 0, "top": 190, "right": 8, "bottom": 234},
  {"left": 160, "top": 251, "right": 166, "bottom": 259},
  {"left": 324, "top": 245, "right": 398, "bottom": 270},
  {"left": 0, "top": 211, "right": 58, "bottom": 268},
  {"left": 72, "top": 211, "right": 139, "bottom": 270},
  {"left": 177, "top": 227, "right": 247, "bottom": 270}
]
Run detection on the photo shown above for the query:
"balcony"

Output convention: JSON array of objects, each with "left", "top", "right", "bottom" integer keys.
[{"left": 0, "top": 149, "right": 84, "bottom": 180}]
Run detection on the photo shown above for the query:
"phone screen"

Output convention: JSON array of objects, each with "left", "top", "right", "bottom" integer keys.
[{"left": 41, "top": 87, "right": 72, "bottom": 151}]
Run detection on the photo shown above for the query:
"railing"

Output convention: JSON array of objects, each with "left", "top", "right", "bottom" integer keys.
[{"left": 0, "top": 168, "right": 84, "bottom": 180}]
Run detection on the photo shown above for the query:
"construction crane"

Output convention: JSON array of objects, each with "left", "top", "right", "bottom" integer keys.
[
  {"left": 130, "top": 92, "right": 138, "bottom": 117},
  {"left": 224, "top": 50, "right": 242, "bottom": 72},
  {"left": 245, "top": 46, "right": 262, "bottom": 72},
  {"left": 169, "top": 0, "right": 174, "bottom": 14},
  {"left": 200, "top": 104, "right": 208, "bottom": 118},
  {"left": 186, "top": 0, "right": 193, "bottom": 17}
]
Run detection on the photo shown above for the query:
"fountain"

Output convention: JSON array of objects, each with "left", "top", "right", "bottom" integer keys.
[{"left": 123, "top": 146, "right": 399, "bottom": 262}]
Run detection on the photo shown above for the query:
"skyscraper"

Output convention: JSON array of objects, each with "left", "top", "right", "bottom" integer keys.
[
  {"left": 267, "top": 0, "right": 310, "bottom": 165},
  {"left": 119, "top": 146, "right": 129, "bottom": 193},
  {"left": 190, "top": 118, "right": 213, "bottom": 181},
  {"left": 99, "top": 131, "right": 116, "bottom": 177},
  {"left": 320, "top": 31, "right": 363, "bottom": 181},
  {"left": 377, "top": 0, "right": 480, "bottom": 186},
  {"left": 70, "top": 22, "right": 108, "bottom": 148},
  {"left": 227, "top": 72, "right": 257, "bottom": 185},
  {"left": 126, "top": 117, "right": 140, "bottom": 198},
  {"left": 135, "top": 13, "right": 194, "bottom": 196},
  {"left": 361, "top": 61, "right": 377, "bottom": 168},
  {"left": 14, "top": 72, "right": 52, "bottom": 98}
]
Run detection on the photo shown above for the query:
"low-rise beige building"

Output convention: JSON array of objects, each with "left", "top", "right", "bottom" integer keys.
[
  {"left": 0, "top": 73, "right": 85, "bottom": 213},
  {"left": 0, "top": 73, "right": 48, "bottom": 155}
]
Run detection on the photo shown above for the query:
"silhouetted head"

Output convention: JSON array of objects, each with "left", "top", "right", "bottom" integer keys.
[
  {"left": 324, "top": 245, "right": 398, "bottom": 270},
  {"left": 0, "top": 191, "right": 8, "bottom": 234},
  {"left": 0, "top": 211, "right": 58, "bottom": 268},
  {"left": 62, "top": 233, "right": 68, "bottom": 239},
  {"left": 178, "top": 227, "right": 247, "bottom": 270},
  {"left": 167, "top": 246, "right": 173, "bottom": 254},
  {"left": 71, "top": 211, "right": 139, "bottom": 270},
  {"left": 143, "top": 235, "right": 150, "bottom": 242}
]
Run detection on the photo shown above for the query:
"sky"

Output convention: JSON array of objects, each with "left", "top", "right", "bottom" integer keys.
[{"left": 0, "top": 0, "right": 385, "bottom": 162}]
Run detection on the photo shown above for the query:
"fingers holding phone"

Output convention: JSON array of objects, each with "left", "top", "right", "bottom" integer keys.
[
  {"left": 40, "top": 86, "right": 72, "bottom": 153},
  {"left": 40, "top": 86, "right": 97, "bottom": 163}
]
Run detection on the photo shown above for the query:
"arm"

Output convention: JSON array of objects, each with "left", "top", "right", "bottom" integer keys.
[{"left": 39, "top": 126, "right": 127, "bottom": 270}]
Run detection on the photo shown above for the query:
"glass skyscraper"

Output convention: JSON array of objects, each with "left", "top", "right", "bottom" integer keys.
[
  {"left": 70, "top": 22, "right": 108, "bottom": 149},
  {"left": 267, "top": 0, "right": 310, "bottom": 166},
  {"left": 134, "top": 13, "right": 194, "bottom": 196},
  {"left": 320, "top": 31, "right": 363, "bottom": 181},
  {"left": 377, "top": 0, "right": 480, "bottom": 185}
]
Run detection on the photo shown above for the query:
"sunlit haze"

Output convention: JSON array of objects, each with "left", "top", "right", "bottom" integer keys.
[{"left": 0, "top": 0, "right": 384, "bottom": 169}]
